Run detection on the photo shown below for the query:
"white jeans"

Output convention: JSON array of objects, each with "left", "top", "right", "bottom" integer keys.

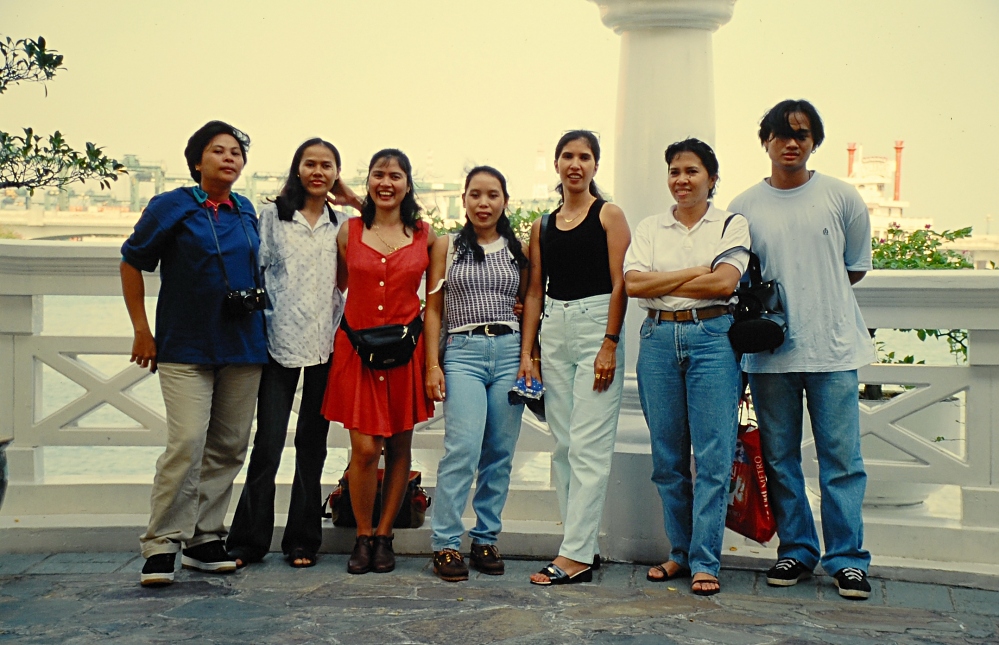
[
  {"left": 140, "top": 363, "right": 262, "bottom": 557},
  {"left": 541, "top": 294, "right": 624, "bottom": 563}
]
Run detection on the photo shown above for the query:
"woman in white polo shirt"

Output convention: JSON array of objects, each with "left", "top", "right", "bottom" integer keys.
[
  {"left": 226, "top": 138, "right": 361, "bottom": 569},
  {"left": 623, "top": 138, "right": 750, "bottom": 596}
]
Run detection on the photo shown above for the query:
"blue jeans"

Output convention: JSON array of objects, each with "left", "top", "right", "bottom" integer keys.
[
  {"left": 541, "top": 294, "right": 624, "bottom": 563},
  {"left": 637, "top": 314, "right": 740, "bottom": 577},
  {"left": 430, "top": 331, "right": 524, "bottom": 552},
  {"left": 747, "top": 370, "right": 870, "bottom": 574}
]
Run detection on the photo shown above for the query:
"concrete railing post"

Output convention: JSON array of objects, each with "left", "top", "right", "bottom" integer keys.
[{"left": 0, "top": 295, "right": 45, "bottom": 485}]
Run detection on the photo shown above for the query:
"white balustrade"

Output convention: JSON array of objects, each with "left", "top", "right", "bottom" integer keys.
[{"left": 3, "top": 240, "right": 999, "bottom": 565}]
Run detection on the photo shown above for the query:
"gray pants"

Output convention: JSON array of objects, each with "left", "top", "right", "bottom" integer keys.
[{"left": 140, "top": 363, "right": 262, "bottom": 557}]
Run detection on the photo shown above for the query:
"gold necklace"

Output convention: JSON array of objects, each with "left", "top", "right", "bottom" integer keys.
[
  {"left": 561, "top": 208, "right": 585, "bottom": 224},
  {"left": 372, "top": 224, "right": 406, "bottom": 253}
]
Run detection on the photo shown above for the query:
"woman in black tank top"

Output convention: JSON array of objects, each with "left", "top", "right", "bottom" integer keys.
[{"left": 520, "top": 131, "right": 632, "bottom": 586}]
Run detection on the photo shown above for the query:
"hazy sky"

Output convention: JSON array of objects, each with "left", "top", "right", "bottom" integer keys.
[{"left": 2, "top": 0, "right": 997, "bottom": 232}]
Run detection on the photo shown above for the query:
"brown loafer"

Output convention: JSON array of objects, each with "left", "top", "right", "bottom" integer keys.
[
  {"left": 469, "top": 543, "right": 505, "bottom": 575},
  {"left": 433, "top": 549, "right": 469, "bottom": 582},
  {"left": 347, "top": 535, "right": 372, "bottom": 575},
  {"left": 371, "top": 534, "right": 395, "bottom": 573}
]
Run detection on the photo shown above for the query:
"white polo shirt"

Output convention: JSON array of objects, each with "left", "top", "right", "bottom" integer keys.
[
  {"left": 258, "top": 202, "right": 347, "bottom": 368},
  {"left": 623, "top": 202, "right": 750, "bottom": 312}
]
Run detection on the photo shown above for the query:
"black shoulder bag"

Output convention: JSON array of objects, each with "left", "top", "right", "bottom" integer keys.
[{"left": 728, "top": 251, "right": 787, "bottom": 354}]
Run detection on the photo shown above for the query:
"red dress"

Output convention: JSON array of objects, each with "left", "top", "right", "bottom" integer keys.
[{"left": 322, "top": 218, "right": 435, "bottom": 435}]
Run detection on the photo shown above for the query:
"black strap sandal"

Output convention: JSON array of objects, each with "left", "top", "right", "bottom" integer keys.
[
  {"left": 286, "top": 547, "right": 317, "bottom": 568},
  {"left": 530, "top": 563, "right": 593, "bottom": 586}
]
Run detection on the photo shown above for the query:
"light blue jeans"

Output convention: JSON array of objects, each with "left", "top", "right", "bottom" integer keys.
[
  {"left": 637, "top": 314, "right": 741, "bottom": 577},
  {"left": 430, "top": 331, "right": 524, "bottom": 552},
  {"left": 541, "top": 294, "right": 624, "bottom": 563},
  {"left": 747, "top": 370, "right": 871, "bottom": 574}
]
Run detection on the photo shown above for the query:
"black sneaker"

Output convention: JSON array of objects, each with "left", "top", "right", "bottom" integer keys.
[
  {"left": 433, "top": 549, "right": 469, "bottom": 582},
  {"left": 182, "top": 540, "right": 237, "bottom": 573},
  {"left": 469, "top": 543, "right": 505, "bottom": 575},
  {"left": 833, "top": 567, "right": 872, "bottom": 600},
  {"left": 766, "top": 558, "right": 812, "bottom": 586},
  {"left": 140, "top": 553, "right": 176, "bottom": 586}
]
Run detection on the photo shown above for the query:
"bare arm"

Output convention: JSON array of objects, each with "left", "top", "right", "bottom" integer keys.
[
  {"left": 671, "top": 263, "right": 743, "bottom": 300},
  {"left": 424, "top": 236, "right": 448, "bottom": 401},
  {"left": 336, "top": 224, "right": 350, "bottom": 292},
  {"left": 120, "top": 261, "right": 157, "bottom": 373},
  {"left": 848, "top": 270, "right": 866, "bottom": 285},
  {"left": 517, "top": 219, "right": 544, "bottom": 386},
  {"left": 594, "top": 203, "right": 631, "bottom": 392},
  {"left": 625, "top": 265, "right": 711, "bottom": 298}
]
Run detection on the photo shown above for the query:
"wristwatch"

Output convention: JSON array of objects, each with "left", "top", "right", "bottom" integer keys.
[{"left": 604, "top": 334, "right": 620, "bottom": 343}]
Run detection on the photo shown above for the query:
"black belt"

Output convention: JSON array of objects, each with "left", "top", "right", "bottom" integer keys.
[
  {"left": 648, "top": 305, "right": 730, "bottom": 323},
  {"left": 465, "top": 324, "right": 515, "bottom": 336}
]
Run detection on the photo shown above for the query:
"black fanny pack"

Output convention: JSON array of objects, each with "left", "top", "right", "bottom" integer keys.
[
  {"left": 728, "top": 252, "right": 787, "bottom": 354},
  {"left": 340, "top": 313, "right": 423, "bottom": 370}
]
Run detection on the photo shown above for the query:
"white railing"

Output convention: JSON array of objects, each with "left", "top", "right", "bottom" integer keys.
[{"left": 3, "top": 240, "right": 999, "bottom": 565}]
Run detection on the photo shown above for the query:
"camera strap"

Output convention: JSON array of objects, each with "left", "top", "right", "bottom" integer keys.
[{"left": 204, "top": 202, "right": 263, "bottom": 292}]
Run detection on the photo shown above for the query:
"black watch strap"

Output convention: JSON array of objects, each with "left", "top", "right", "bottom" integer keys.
[{"left": 604, "top": 333, "right": 620, "bottom": 343}]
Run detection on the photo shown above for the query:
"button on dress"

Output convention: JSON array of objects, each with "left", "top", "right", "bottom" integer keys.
[{"left": 322, "top": 218, "right": 435, "bottom": 435}]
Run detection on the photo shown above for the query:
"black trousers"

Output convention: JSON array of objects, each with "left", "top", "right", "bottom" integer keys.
[{"left": 227, "top": 356, "right": 331, "bottom": 557}]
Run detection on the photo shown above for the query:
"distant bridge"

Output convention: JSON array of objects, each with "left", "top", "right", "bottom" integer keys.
[{"left": 0, "top": 210, "right": 138, "bottom": 240}]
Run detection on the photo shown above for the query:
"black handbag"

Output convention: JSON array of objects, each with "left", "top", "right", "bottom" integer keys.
[
  {"left": 728, "top": 251, "right": 787, "bottom": 354},
  {"left": 340, "top": 313, "right": 423, "bottom": 370}
]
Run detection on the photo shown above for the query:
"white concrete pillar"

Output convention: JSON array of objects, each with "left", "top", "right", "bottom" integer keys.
[
  {"left": 589, "top": 0, "right": 737, "bottom": 372},
  {"left": 587, "top": 0, "right": 738, "bottom": 561}
]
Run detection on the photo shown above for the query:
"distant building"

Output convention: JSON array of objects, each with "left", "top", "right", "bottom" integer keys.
[{"left": 844, "top": 141, "right": 933, "bottom": 240}]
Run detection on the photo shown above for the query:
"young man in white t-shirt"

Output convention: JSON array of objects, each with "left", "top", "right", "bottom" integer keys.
[{"left": 728, "top": 99, "right": 876, "bottom": 600}]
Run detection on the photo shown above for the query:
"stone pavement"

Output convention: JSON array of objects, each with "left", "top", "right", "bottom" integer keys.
[{"left": 1, "top": 553, "right": 998, "bottom": 644}]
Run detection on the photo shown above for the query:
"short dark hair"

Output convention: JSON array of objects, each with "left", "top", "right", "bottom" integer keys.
[
  {"left": 360, "top": 148, "right": 423, "bottom": 233},
  {"left": 554, "top": 130, "right": 602, "bottom": 201},
  {"left": 184, "top": 120, "right": 250, "bottom": 182},
  {"left": 758, "top": 99, "right": 825, "bottom": 148},
  {"left": 274, "top": 138, "right": 342, "bottom": 221},
  {"left": 664, "top": 138, "right": 720, "bottom": 198}
]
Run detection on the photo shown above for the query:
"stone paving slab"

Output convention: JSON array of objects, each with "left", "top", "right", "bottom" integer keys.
[{"left": 1, "top": 553, "right": 998, "bottom": 644}]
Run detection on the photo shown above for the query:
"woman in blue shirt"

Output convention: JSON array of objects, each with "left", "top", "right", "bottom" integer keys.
[{"left": 120, "top": 120, "right": 268, "bottom": 587}]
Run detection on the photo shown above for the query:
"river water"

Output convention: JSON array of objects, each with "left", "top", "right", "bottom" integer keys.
[{"left": 35, "top": 296, "right": 959, "bottom": 482}]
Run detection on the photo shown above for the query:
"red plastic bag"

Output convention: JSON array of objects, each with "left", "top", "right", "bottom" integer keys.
[{"left": 726, "top": 407, "right": 777, "bottom": 544}]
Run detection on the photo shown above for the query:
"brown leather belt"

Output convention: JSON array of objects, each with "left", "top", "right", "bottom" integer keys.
[{"left": 647, "top": 305, "right": 730, "bottom": 323}]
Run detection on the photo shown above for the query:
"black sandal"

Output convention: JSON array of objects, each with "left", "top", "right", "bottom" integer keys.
[
  {"left": 226, "top": 546, "right": 266, "bottom": 569},
  {"left": 530, "top": 563, "right": 592, "bottom": 586},
  {"left": 646, "top": 562, "right": 690, "bottom": 582},
  {"left": 691, "top": 575, "right": 721, "bottom": 596},
  {"left": 285, "top": 547, "right": 317, "bottom": 568}
]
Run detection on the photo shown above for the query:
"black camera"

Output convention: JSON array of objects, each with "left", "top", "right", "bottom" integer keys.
[{"left": 223, "top": 287, "right": 268, "bottom": 317}]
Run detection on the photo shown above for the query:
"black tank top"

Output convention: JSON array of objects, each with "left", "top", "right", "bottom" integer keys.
[{"left": 544, "top": 198, "right": 613, "bottom": 301}]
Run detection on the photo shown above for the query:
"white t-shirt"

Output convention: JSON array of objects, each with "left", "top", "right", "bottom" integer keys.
[
  {"left": 623, "top": 202, "right": 750, "bottom": 312},
  {"left": 258, "top": 202, "right": 347, "bottom": 368},
  {"left": 728, "top": 172, "right": 876, "bottom": 373}
]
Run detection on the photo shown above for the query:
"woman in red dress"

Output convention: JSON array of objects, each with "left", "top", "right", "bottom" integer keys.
[{"left": 322, "top": 148, "right": 436, "bottom": 574}]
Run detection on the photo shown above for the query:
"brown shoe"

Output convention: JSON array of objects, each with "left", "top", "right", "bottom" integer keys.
[
  {"left": 347, "top": 536, "right": 372, "bottom": 575},
  {"left": 371, "top": 534, "right": 395, "bottom": 573},
  {"left": 433, "top": 549, "right": 469, "bottom": 582},
  {"left": 469, "top": 543, "right": 505, "bottom": 575}
]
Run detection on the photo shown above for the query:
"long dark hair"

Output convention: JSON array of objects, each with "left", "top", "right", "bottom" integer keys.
[
  {"left": 360, "top": 148, "right": 422, "bottom": 234},
  {"left": 454, "top": 166, "right": 528, "bottom": 270},
  {"left": 554, "top": 130, "right": 602, "bottom": 203},
  {"left": 274, "top": 138, "right": 342, "bottom": 222},
  {"left": 184, "top": 120, "right": 250, "bottom": 183}
]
